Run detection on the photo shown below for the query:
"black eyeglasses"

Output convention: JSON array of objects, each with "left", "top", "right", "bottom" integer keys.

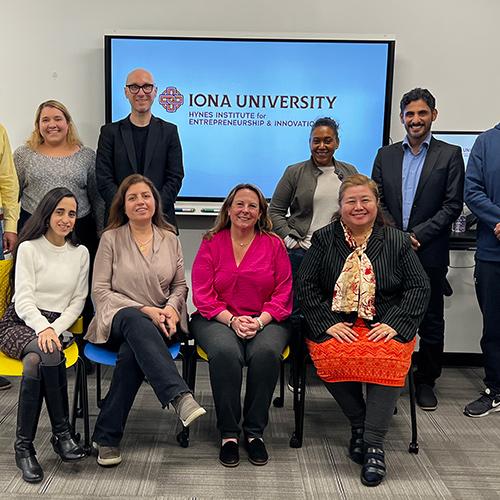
[{"left": 125, "top": 83, "right": 156, "bottom": 94}]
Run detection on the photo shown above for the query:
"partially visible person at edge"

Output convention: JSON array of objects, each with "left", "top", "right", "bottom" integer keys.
[
  {"left": 0, "top": 187, "right": 89, "bottom": 483},
  {"left": 191, "top": 183, "right": 292, "bottom": 468},
  {"left": 371, "top": 88, "right": 464, "bottom": 411},
  {"left": 0, "top": 123, "right": 21, "bottom": 391},
  {"left": 86, "top": 174, "right": 205, "bottom": 468},
  {"left": 463, "top": 123, "right": 500, "bottom": 418},
  {"left": 298, "top": 174, "right": 430, "bottom": 487}
]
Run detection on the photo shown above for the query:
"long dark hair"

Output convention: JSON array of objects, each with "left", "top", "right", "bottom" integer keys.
[
  {"left": 8, "top": 187, "right": 80, "bottom": 299},
  {"left": 203, "top": 183, "right": 273, "bottom": 240},
  {"left": 105, "top": 174, "right": 175, "bottom": 233}
]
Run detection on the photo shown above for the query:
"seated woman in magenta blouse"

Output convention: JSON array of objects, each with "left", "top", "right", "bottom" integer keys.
[{"left": 191, "top": 183, "right": 292, "bottom": 468}]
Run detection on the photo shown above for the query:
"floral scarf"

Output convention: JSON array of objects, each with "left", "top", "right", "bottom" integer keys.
[{"left": 331, "top": 221, "right": 376, "bottom": 320}]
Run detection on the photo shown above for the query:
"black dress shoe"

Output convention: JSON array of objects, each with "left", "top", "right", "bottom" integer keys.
[
  {"left": 245, "top": 438, "right": 269, "bottom": 466},
  {"left": 348, "top": 427, "right": 364, "bottom": 465},
  {"left": 219, "top": 441, "right": 239, "bottom": 467},
  {"left": 361, "top": 446, "right": 386, "bottom": 487},
  {"left": 416, "top": 384, "right": 438, "bottom": 411},
  {"left": 16, "top": 455, "right": 44, "bottom": 483}
]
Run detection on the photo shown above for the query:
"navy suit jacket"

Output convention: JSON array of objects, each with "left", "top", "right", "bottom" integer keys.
[
  {"left": 371, "top": 137, "right": 465, "bottom": 268},
  {"left": 96, "top": 115, "right": 183, "bottom": 226}
]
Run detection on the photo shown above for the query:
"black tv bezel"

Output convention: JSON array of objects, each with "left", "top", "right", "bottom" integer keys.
[{"left": 104, "top": 35, "right": 395, "bottom": 202}]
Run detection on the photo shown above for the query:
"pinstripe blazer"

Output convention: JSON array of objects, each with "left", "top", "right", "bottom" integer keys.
[{"left": 297, "top": 220, "right": 430, "bottom": 343}]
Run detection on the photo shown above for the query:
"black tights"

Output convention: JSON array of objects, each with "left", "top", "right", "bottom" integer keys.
[
  {"left": 324, "top": 381, "right": 401, "bottom": 448},
  {"left": 22, "top": 339, "right": 62, "bottom": 378}
]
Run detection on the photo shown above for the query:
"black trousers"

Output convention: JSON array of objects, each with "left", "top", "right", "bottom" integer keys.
[
  {"left": 92, "top": 308, "right": 189, "bottom": 446},
  {"left": 324, "top": 381, "right": 401, "bottom": 448},
  {"left": 474, "top": 260, "right": 500, "bottom": 393},
  {"left": 414, "top": 265, "right": 447, "bottom": 387},
  {"left": 191, "top": 314, "right": 290, "bottom": 439}
]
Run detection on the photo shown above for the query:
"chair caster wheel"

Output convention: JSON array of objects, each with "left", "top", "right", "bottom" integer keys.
[
  {"left": 408, "top": 442, "right": 419, "bottom": 454},
  {"left": 177, "top": 430, "right": 189, "bottom": 448},
  {"left": 289, "top": 433, "right": 301, "bottom": 448},
  {"left": 273, "top": 397, "right": 284, "bottom": 408}
]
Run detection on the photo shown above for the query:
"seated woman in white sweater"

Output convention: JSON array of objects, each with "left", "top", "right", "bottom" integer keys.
[{"left": 0, "top": 187, "right": 90, "bottom": 484}]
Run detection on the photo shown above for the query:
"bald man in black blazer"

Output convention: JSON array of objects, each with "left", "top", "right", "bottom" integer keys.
[
  {"left": 371, "top": 88, "right": 464, "bottom": 410},
  {"left": 96, "top": 68, "right": 183, "bottom": 227}
]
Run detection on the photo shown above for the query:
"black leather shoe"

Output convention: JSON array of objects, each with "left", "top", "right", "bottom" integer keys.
[
  {"left": 16, "top": 454, "right": 44, "bottom": 483},
  {"left": 219, "top": 441, "right": 239, "bottom": 467},
  {"left": 51, "top": 432, "right": 86, "bottom": 462},
  {"left": 416, "top": 384, "right": 438, "bottom": 411},
  {"left": 245, "top": 438, "right": 269, "bottom": 466},
  {"left": 348, "top": 427, "right": 364, "bottom": 465},
  {"left": 361, "top": 446, "right": 386, "bottom": 487}
]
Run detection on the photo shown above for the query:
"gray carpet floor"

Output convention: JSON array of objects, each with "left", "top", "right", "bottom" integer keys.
[{"left": 1, "top": 362, "right": 499, "bottom": 499}]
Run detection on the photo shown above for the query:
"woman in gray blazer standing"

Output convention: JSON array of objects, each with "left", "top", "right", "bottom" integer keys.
[{"left": 269, "top": 117, "right": 357, "bottom": 298}]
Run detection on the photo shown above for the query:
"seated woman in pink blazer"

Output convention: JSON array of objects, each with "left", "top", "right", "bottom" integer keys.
[
  {"left": 86, "top": 174, "right": 205, "bottom": 467},
  {"left": 191, "top": 183, "right": 292, "bottom": 468}
]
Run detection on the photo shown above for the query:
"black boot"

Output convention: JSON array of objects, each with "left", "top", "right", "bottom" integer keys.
[
  {"left": 14, "top": 376, "right": 44, "bottom": 483},
  {"left": 40, "top": 360, "right": 86, "bottom": 462},
  {"left": 348, "top": 427, "right": 364, "bottom": 465}
]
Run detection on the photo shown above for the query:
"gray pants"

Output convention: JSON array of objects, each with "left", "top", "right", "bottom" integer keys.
[
  {"left": 190, "top": 314, "right": 290, "bottom": 439},
  {"left": 22, "top": 339, "right": 62, "bottom": 377},
  {"left": 324, "top": 381, "right": 401, "bottom": 448}
]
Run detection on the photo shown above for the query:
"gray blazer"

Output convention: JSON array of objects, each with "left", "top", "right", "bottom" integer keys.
[
  {"left": 85, "top": 223, "right": 188, "bottom": 344},
  {"left": 269, "top": 158, "right": 357, "bottom": 241}
]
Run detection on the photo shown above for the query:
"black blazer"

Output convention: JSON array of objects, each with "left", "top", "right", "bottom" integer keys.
[
  {"left": 371, "top": 137, "right": 464, "bottom": 268},
  {"left": 96, "top": 115, "right": 184, "bottom": 226},
  {"left": 297, "top": 221, "right": 430, "bottom": 343}
]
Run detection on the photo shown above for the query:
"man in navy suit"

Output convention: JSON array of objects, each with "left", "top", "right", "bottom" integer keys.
[
  {"left": 96, "top": 68, "right": 183, "bottom": 227},
  {"left": 372, "top": 88, "right": 464, "bottom": 410}
]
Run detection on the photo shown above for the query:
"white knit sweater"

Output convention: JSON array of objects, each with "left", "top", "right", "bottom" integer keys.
[{"left": 13, "top": 236, "right": 89, "bottom": 335}]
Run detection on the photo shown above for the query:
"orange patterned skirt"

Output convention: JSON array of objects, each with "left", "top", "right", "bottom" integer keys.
[{"left": 306, "top": 319, "right": 416, "bottom": 387}]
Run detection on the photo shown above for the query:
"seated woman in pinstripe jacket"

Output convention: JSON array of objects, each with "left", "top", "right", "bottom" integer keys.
[{"left": 297, "top": 174, "right": 430, "bottom": 487}]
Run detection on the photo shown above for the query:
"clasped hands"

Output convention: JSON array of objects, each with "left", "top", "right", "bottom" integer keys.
[
  {"left": 230, "top": 316, "right": 261, "bottom": 340},
  {"left": 141, "top": 305, "right": 179, "bottom": 338},
  {"left": 326, "top": 322, "right": 397, "bottom": 343}
]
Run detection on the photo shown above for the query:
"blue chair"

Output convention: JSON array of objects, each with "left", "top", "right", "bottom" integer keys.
[{"left": 75, "top": 341, "right": 190, "bottom": 448}]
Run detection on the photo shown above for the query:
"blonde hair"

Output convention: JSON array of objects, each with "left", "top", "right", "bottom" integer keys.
[
  {"left": 204, "top": 184, "right": 273, "bottom": 240},
  {"left": 27, "top": 100, "right": 82, "bottom": 149}
]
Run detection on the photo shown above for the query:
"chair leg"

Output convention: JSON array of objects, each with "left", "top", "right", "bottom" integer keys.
[
  {"left": 176, "top": 344, "right": 193, "bottom": 448},
  {"left": 408, "top": 366, "right": 419, "bottom": 454},
  {"left": 273, "top": 358, "right": 285, "bottom": 408},
  {"left": 71, "top": 357, "right": 91, "bottom": 454},
  {"left": 290, "top": 322, "right": 306, "bottom": 448},
  {"left": 96, "top": 363, "right": 102, "bottom": 408}
]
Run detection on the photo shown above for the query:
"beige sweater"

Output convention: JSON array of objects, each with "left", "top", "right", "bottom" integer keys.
[{"left": 85, "top": 223, "right": 188, "bottom": 344}]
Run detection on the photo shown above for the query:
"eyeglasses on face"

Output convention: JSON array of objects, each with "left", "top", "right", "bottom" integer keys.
[{"left": 125, "top": 83, "right": 156, "bottom": 94}]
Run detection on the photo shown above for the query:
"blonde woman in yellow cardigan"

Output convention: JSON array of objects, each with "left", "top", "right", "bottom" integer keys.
[{"left": 0, "top": 123, "right": 20, "bottom": 391}]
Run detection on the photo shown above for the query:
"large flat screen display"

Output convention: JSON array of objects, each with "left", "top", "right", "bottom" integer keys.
[
  {"left": 105, "top": 36, "right": 395, "bottom": 201},
  {"left": 433, "top": 131, "right": 482, "bottom": 168}
]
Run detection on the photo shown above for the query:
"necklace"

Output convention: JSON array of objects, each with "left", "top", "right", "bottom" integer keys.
[
  {"left": 232, "top": 234, "right": 255, "bottom": 248},
  {"left": 134, "top": 235, "right": 153, "bottom": 253}
]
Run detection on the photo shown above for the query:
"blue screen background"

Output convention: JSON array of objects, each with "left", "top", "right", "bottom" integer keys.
[{"left": 110, "top": 38, "right": 392, "bottom": 199}]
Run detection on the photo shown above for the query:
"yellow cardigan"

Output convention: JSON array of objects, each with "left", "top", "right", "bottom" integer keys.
[{"left": 0, "top": 124, "right": 20, "bottom": 233}]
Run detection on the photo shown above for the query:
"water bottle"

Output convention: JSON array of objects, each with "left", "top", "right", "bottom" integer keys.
[{"left": 452, "top": 210, "right": 466, "bottom": 233}]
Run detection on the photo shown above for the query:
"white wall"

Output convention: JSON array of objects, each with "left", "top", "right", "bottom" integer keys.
[
  {"left": 2, "top": 0, "right": 499, "bottom": 149},
  {"left": 2, "top": 0, "right": 496, "bottom": 351}
]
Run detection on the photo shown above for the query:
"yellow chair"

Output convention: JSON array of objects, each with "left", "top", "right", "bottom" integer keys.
[
  {"left": 0, "top": 259, "right": 90, "bottom": 451},
  {"left": 194, "top": 344, "right": 291, "bottom": 408}
]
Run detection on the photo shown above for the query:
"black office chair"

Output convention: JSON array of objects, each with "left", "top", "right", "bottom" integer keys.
[{"left": 289, "top": 315, "right": 419, "bottom": 454}]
